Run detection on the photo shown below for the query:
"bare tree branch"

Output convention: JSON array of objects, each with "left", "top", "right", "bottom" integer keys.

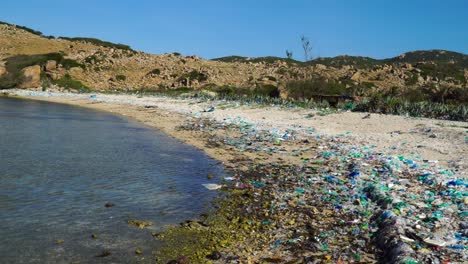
[{"left": 301, "top": 35, "right": 313, "bottom": 61}]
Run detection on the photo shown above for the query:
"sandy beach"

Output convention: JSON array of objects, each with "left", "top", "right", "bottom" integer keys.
[
  {"left": 4, "top": 89, "right": 467, "bottom": 263},
  {"left": 6, "top": 90, "right": 467, "bottom": 170}
]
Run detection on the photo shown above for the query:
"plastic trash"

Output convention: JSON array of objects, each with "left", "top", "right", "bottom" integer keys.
[
  {"left": 202, "top": 183, "right": 223, "bottom": 190},
  {"left": 203, "top": 106, "right": 215, "bottom": 112}
]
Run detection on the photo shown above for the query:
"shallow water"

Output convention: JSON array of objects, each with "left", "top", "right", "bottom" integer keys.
[{"left": 0, "top": 96, "right": 225, "bottom": 263}]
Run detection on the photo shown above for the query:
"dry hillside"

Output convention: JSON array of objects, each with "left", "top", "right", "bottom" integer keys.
[{"left": 0, "top": 22, "right": 467, "bottom": 101}]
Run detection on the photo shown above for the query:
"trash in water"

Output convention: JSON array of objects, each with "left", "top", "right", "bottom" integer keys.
[{"left": 202, "top": 183, "right": 223, "bottom": 190}]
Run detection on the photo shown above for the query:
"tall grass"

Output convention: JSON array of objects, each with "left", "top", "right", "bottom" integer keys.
[{"left": 343, "top": 97, "right": 467, "bottom": 121}]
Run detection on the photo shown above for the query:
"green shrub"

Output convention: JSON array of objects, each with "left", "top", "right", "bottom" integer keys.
[
  {"left": 286, "top": 76, "right": 348, "bottom": 100},
  {"left": 52, "top": 74, "right": 89, "bottom": 92},
  {"left": 4, "top": 53, "right": 83, "bottom": 71},
  {"left": 178, "top": 70, "right": 208, "bottom": 83},
  {"left": 0, "top": 53, "right": 84, "bottom": 88},
  {"left": 362, "top": 81, "right": 375, "bottom": 89},
  {"left": 58, "top": 37, "right": 133, "bottom": 51},
  {"left": 405, "top": 74, "right": 419, "bottom": 85},
  {"left": 204, "top": 84, "right": 252, "bottom": 97},
  {"left": 116, "top": 74, "right": 127, "bottom": 81},
  {"left": 84, "top": 55, "right": 103, "bottom": 64},
  {"left": 0, "top": 76, "right": 17, "bottom": 89},
  {"left": 0, "top": 21, "right": 43, "bottom": 36},
  {"left": 417, "top": 63, "right": 466, "bottom": 84},
  {"left": 254, "top": 84, "right": 280, "bottom": 97},
  {"left": 149, "top": 69, "right": 161, "bottom": 75}
]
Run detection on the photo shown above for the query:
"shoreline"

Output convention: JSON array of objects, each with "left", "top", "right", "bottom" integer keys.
[
  {"left": 3, "top": 89, "right": 467, "bottom": 263},
  {"left": 5, "top": 89, "right": 467, "bottom": 169}
]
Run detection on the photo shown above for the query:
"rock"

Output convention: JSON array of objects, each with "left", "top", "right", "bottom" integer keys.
[
  {"left": 278, "top": 84, "right": 289, "bottom": 99},
  {"left": 18, "top": 65, "right": 41, "bottom": 88},
  {"left": 127, "top": 219, "right": 153, "bottom": 229},
  {"left": 315, "top": 64, "right": 327, "bottom": 70},
  {"left": 0, "top": 65, "right": 6, "bottom": 77},
  {"left": 69, "top": 67, "right": 83, "bottom": 76},
  {"left": 351, "top": 71, "right": 362, "bottom": 81},
  {"left": 44, "top": 60, "right": 57, "bottom": 72},
  {"left": 417, "top": 75, "right": 425, "bottom": 84},
  {"left": 46, "top": 72, "right": 60, "bottom": 80},
  {"left": 402, "top": 63, "right": 413, "bottom": 70}
]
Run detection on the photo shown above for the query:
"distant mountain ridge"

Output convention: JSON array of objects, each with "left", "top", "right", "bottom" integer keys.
[{"left": 213, "top": 50, "right": 468, "bottom": 68}]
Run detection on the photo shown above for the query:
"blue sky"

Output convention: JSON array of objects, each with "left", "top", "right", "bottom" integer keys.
[{"left": 1, "top": 0, "right": 467, "bottom": 60}]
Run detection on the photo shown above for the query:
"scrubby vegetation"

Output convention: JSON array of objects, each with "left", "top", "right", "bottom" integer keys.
[
  {"left": 58, "top": 37, "right": 133, "bottom": 51},
  {"left": 213, "top": 56, "right": 301, "bottom": 65},
  {"left": 5, "top": 53, "right": 83, "bottom": 72},
  {"left": 307, "top": 55, "right": 380, "bottom": 68},
  {"left": 416, "top": 63, "right": 466, "bottom": 84},
  {"left": 214, "top": 50, "right": 468, "bottom": 71},
  {"left": 0, "top": 21, "right": 43, "bottom": 36},
  {"left": 0, "top": 53, "right": 84, "bottom": 89},
  {"left": 349, "top": 97, "right": 468, "bottom": 121},
  {"left": 52, "top": 73, "right": 89, "bottom": 92},
  {"left": 148, "top": 68, "right": 161, "bottom": 75},
  {"left": 84, "top": 54, "right": 103, "bottom": 64},
  {"left": 115, "top": 74, "right": 127, "bottom": 81},
  {"left": 254, "top": 84, "right": 280, "bottom": 97},
  {"left": 385, "top": 50, "right": 468, "bottom": 68},
  {"left": 177, "top": 70, "right": 208, "bottom": 83},
  {"left": 285, "top": 76, "right": 349, "bottom": 100}
]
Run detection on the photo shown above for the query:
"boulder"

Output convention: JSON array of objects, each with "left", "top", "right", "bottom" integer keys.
[
  {"left": 402, "top": 63, "right": 413, "bottom": 70},
  {"left": 46, "top": 72, "right": 60, "bottom": 80},
  {"left": 351, "top": 71, "right": 362, "bottom": 81},
  {"left": 278, "top": 84, "right": 289, "bottom": 99},
  {"left": 0, "top": 65, "right": 6, "bottom": 77},
  {"left": 44, "top": 60, "right": 57, "bottom": 72},
  {"left": 18, "top": 65, "right": 41, "bottom": 88},
  {"left": 417, "top": 75, "right": 425, "bottom": 84},
  {"left": 315, "top": 64, "right": 327, "bottom": 70},
  {"left": 69, "top": 67, "right": 84, "bottom": 76}
]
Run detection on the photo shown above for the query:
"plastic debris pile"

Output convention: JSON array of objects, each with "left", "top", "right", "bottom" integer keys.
[{"left": 179, "top": 115, "right": 467, "bottom": 263}]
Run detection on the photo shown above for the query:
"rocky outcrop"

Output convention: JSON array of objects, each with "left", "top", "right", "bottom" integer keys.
[
  {"left": 44, "top": 60, "right": 56, "bottom": 71},
  {"left": 18, "top": 65, "right": 41, "bottom": 88}
]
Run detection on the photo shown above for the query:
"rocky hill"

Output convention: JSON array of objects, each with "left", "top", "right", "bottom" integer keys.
[{"left": 0, "top": 21, "right": 467, "bottom": 103}]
